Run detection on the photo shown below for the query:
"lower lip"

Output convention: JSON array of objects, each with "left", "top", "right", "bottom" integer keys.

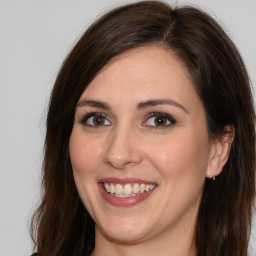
[{"left": 98, "top": 183, "right": 157, "bottom": 207}]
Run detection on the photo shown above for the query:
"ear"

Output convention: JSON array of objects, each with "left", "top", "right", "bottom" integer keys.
[{"left": 206, "top": 125, "right": 235, "bottom": 179}]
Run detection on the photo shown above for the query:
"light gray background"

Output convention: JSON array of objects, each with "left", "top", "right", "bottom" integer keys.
[{"left": 0, "top": 0, "right": 255, "bottom": 255}]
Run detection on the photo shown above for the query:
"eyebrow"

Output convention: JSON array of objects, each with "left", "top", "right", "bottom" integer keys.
[
  {"left": 77, "top": 98, "right": 188, "bottom": 113},
  {"left": 137, "top": 99, "right": 188, "bottom": 113},
  {"left": 77, "top": 99, "right": 110, "bottom": 110}
]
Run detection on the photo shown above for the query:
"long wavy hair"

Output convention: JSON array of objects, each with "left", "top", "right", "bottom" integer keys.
[{"left": 31, "top": 1, "right": 255, "bottom": 255}]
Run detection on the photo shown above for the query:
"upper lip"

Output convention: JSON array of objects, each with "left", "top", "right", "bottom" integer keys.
[{"left": 98, "top": 177, "right": 157, "bottom": 185}]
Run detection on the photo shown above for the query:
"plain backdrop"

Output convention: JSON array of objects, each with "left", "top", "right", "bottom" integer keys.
[{"left": 0, "top": 0, "right": 255, "bottom": 255}]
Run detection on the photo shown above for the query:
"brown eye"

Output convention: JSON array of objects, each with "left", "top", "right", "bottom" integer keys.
[
  {"left": 143, "top": 112, "right": 176, "bottom": 128},
  {"left": 154, "top": 116, "right": 167, "bottom": 126},
  {"left": 80, "top": 113, "right": 111, "bottom": 127},
  {"left": 93, "top": 115, "right": 105, "bottom": 125}
]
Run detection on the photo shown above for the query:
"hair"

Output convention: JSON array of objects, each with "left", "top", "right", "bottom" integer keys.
[{"left": 31, "top": 1, "right": 255, "bottom": 255}]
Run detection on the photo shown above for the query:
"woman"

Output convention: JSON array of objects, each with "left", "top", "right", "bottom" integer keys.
[{"left": 30, "top": 1, "right": 255, "bottom": 255}]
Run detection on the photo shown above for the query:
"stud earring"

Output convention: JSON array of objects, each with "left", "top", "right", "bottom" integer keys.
[{"left": 213, "top": 176, "right": 216, "bottom": 181}]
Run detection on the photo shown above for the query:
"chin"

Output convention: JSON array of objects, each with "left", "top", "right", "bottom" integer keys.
[{"left": 96, "top": 215, "right": 153, "bottom": 243}]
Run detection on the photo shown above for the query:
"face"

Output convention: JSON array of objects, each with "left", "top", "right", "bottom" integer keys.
[{"left": 69, "top": 46, "right": 215, "bottom": 244}]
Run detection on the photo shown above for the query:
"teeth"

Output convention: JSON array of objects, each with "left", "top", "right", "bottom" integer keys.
[
  {"left": 149, "top": 184, "right": 155, "bottom": 190},
  {"left": 140, "top": 184, "right": 145, "bottom": 193},
  {"left": 124, "top": 184, "right": 133, "bottom": 195},
  {"left": 133, "top": 183, "right": 140, "bottom": 193},
  {"left": 103, "top": 183, "right": 156, "bottom": 197},
  {"left": 110, "top": 184, "right": 115, "bottom": 194},
  {"left": 105, "top": 183, "right": 110, "bottom": 192},
  {"left": 115, "top": 184, "right": 123, "bottom": 195}
]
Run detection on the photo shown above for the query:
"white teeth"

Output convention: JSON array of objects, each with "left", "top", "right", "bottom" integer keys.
[
  {"left": 105, "top": 183, "right": 110, "bottom": 192},
  {"left": 140, "top": 184, "right": 145, "bottom": 193},
  {"left": 133, "top": 183, "right": 140, "bottom": 193},
  {"left": 115, "top": 184, "right": 123, "bottom": 195},
  {"left": 110, "top": 184, "right": 115, "bottom": 194},
  {"left": 124, "top": 184, "right": 133, "bottom": 195},
  {"left": 103, "top": 182, "right": 156, "bottom": 197},
  {"left": 149, "top": 184, "right": 155, "bottom": 190}
]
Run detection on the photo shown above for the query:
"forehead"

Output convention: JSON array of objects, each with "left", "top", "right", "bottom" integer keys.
[{"left": 79, "top": 46, "right": 200, "bottom": 108}]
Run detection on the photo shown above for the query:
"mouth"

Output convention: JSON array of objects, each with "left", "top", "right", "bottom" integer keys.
[
  {"left": 102, "top": 183, "right": 156, "bottom": 197},
  {"left": 98, "top": 178, "right": 157, "bottom": 207}
]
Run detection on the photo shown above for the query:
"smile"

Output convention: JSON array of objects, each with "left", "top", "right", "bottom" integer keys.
[
  {"left": 103, "top": 183, "right": 156, "bottom": 197},
  {"left": 98, "top": 178, "right": 158, "bottom": 207}
]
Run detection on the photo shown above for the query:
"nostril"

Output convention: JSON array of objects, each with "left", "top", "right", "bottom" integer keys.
[{"left": 102, "top": 129, "right": 143, "bottom": 169}]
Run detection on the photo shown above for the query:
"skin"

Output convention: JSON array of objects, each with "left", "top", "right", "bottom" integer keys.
[{"left": 69, "top": 46, "right": 232, "bottom": 256}]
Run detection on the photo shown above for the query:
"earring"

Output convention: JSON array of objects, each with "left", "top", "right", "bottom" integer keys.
[{"left": 213, "top": 176, "right": 216, "bottom": 181}]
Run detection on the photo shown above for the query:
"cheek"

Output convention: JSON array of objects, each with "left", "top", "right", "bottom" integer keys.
[
  {"left": 69, "top": 131, "right": 100, "bottom": 175},
  {"left": 145, "top": 131, "right": 210, "bottom": 181},
  {"left": 69, "top": 130, "right": 103, "bottom": 213}
]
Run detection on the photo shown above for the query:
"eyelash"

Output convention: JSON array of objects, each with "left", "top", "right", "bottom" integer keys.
[
  {"left": 79, "top": 112, "right": 111, "bottom": 128},
  {"left": 143, "top": 112, "right": 176, "bottom": 128},
  {"left": 79, "top": 112, "right": 176, "bottom": 128}
]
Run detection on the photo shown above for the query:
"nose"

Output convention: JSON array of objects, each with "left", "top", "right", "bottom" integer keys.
[{"left": 103, "top": 126, "right": 143, "bottom": 169}]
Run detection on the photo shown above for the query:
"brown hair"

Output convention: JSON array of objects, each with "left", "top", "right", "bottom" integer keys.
[{"left": 31, "top": 1, "right": 255, "bottom": 255}]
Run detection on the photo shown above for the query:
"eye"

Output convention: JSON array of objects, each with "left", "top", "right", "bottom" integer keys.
[
  {"left": 143, "top": 112, "right": 176, "bottom": 128},
  {"left": 80, "top": 113, "right": 111, "bottom": 127}
]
